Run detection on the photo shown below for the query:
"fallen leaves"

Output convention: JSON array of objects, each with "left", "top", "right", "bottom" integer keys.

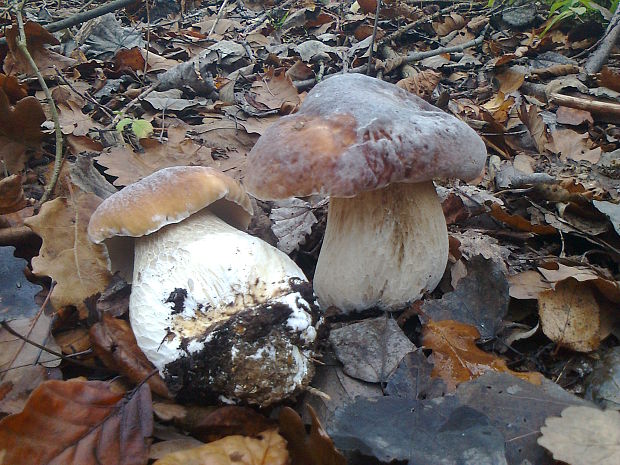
[
  {"left": 90, "top": 313, "right": 170, "bottom": 398},
  {"left": 423, "top": 320, "right": 542, "bottom": 391},
  {"left": 24, "top": 189, "right": 112, "bottom": 312},
  {"left": 0, "top": 379, "right": 153, "bottom": 465},
  {"left": 249, "top": 68, "right": 300, "bottom": 114},
  {"left": 538, "top": 406, "right": 620, "bottom": 465},
  {"left": 153, "top": 429, "right": 289, "bottom": 465}
]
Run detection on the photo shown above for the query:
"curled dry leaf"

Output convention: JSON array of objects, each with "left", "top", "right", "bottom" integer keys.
[
  {"left": 249, "top": 68, "right": 301, "bottom": 114},
  {"left": 518, "top": 102, "right": 548, "bottom": 154},
  {"left": 489, "top": 203, "right": 556, "bottom": 235},
  {"left": 0, "top": 174, "right": 26, "bottom": 214},
  {"left": 3, "top": 21, "right": 76, "bottom": 77},
  {"left": 24, "top": 189, "right": 112, "bottom": 312},
  {"left": 433, "top": 13, "right": 466, "bottom": 37},
  {"left": 0, "top": 90, "right": 46, "bottom": 174},
  {"left": 278, "top": 406, "right": 346, "bottom": 465},
  {"left": 422, "top": 320, "right": 542, "bottom": 391},
  {"left": 538, "top": 406, "right": 620, "bottom": 465},
  {"left": 0, "top": 73, "right": 28, "bottom": 103},
  {"left": 89, "top": 313, "right": 171, "bottom": 398},
  {"left": 396, "top": 70, "right": 442, "bottom": 101},
  {"left": 153, "top": 429, "right": 289, "bottom": 465},
  {"left": 269, "top": 198, "right": 317, "bottom": 254},
  {"left": 0, "top": 379, "right": 153, "bottom": 465},
  {"left": 538, "top": 279, "right": 606, "bottom": 352}
]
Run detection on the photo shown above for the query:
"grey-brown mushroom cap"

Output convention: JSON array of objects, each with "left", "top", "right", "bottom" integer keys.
[
  {"left": 245, "top": 73, "right": 487, "bottom": 200},
  {"left": 88, "top": 166, "right": 253, "bottom": 244}
]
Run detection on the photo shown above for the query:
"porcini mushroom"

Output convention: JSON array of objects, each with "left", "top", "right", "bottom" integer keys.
[
  {"left": 88, "top": 166, "right": 321, "bottom": 405},
  {"left": 245, "top": 73, "right": 487, "bottom": 313}
]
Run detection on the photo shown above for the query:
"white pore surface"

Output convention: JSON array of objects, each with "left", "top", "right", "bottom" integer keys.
[
  {"left": 129, "top": 209, "right": 309, "bottom": 371},
  {"left": 313, "top": 181, "right": 449, "bottom": 312}
]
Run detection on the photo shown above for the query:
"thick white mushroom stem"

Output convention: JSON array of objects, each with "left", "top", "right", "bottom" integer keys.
[
  {"left": 313, "top": 181, "right": 448, "bottom": 312},
  {"left": 128, "top": 208, "right": 312, "bottom": 372}
]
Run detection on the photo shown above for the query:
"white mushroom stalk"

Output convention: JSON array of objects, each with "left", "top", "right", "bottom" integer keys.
[
  {"left": 130, "top": 208, "right": 317, "bottom": 380},
  {"left": 313, "top": 181, "right": 448, "bottom": 312}
]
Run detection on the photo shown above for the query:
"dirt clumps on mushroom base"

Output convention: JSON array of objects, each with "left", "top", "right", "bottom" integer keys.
[
  {"left": 88, "top": 166, "right": 322, "bottom": 406},
  {"left": 245, "top": 73, "right": 487, "bottom": 313}
]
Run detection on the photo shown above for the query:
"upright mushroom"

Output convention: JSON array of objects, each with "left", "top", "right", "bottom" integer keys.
[
  {"left": 88, "top": 166, "right": 321, "bottom": 405},
  {"left": 245, "top": 73, "right": 487, "bottom": 313}
]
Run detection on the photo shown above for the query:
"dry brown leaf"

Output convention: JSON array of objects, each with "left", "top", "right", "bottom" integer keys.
[
  {"left": 0, "top": 310, "right": 61, "bottom": 416},
  {"left": 0, "top": 174, "right": 26, "bottom": 214},
  {"left": 396, "top": 70, "right": 441, "bottom": 101},
  {"left": 495, "top": 68, "right": 524, "bottom": 93},
  {"left": 508, "top": 270, "right": 552, "bottom": 299},
  {"left": 482, "top": 91, "right": 515, "bottom": 123},
  {"left": 556, "top": 106, "right": 593, "bottom": 126},
  {"left": 90, "top": 313, "right": 170, "bottom": 398},
  {"left": 598, "top": 67, "right": 620, "bottom": 93},
  {"left": 0, "top": 73, "right": 28, "bottom": 103},
  {"left": 548, "top": 128, "right": 601, "bottom": 163},
  {"left": 152, "top": 403, "right": 275, "bottom": 443},
  {"left": 538, "top": 406, "right": 620, "bottom": 465},
  {"left": 96, "top": 126, "right": 216, "bottom": 187},
  {"left": 422, "top": 320, "right": 542, "bottom": 391},
  {"left": 489, "top": 203, "right": 557, "bottom": 235},
  {"left": 538, "top": 262, "right": 620, "bottom": 303},
  {"left": 433, "top": 13, "right": 466, "bottom": 36},
  {"left": 0, "top": 379, "right": 153, "bottom": 465},
  {"left": 114, "top": 47, "right": 146, "bottom": 73},
  {"left": 538, "top": 279, "right": 606, "bottom": 352},
  {"left": 24, "top": 189, "right": 112, "bottom": 312},
  {"left": 518, "top": 102, "right": 549, "bottom": 153},
  {"left": 250, "top": 68, "right": 300, "bottom": 114},
  {"left": 278, "top": 406, "right": 346, "bottom": 465},
  {"left": 3, "top": 21, "right": 76, "bottom": 77},
  {"left": 56, "top": 95, "right": 102, "bottom": 137},
  {"left": 153, "top": 429, "right": 289, "bottom": 465},
  {"left": 0, "top": 90, "right": 45, "bottom": 173}
]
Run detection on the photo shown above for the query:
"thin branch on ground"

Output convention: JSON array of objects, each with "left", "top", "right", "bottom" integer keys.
[
  {"left": 367, "top": 0, "right": 382, "bottom": 75},
  {"left": 12, "top": 0, "right": 63, "bottom": 204},
  {"left": 550, "top": 93, "right": 620, "bottom": 118},
  {"left": 208, "top": 0, "right": 230, "bottom": 37},
  {"left": 584, "top": 6, "right": 620, "bottom": 74}
]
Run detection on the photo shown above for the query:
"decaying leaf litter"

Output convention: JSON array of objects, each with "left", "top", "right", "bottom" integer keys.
[{"left": 0, "top": 0, "right": 619, "bottom": 463}]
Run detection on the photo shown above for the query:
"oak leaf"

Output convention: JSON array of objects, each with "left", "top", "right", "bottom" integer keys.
[
  {"left": 0, "top": 174, "right": 26, "bottom": 214},
  {"left": 24, "top": 189, "right": 112, "bottom": 312},
  {"left": 250, "top": 68, "right": 300, "bottom": 114},
  {"left": 153, "top": 429, "right": 289, "bottom": 465},
  {"left": 0, "top": 379, "right": 153, "bottom": 465},
  {"left": 423, "top": 320, "right": 542, "bottom": 391}
]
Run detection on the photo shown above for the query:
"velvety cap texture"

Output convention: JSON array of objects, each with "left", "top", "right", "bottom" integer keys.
[
  {"left": 245, "top": 73, "right": 487, "bottom": 199},
  {"left": 88, "top": 166, "right": 253, "bottom": 243}
]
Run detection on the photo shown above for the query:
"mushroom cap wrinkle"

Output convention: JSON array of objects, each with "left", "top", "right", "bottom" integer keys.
[{"left": 245, "top": 73, "right": 487, "bottom": 200}]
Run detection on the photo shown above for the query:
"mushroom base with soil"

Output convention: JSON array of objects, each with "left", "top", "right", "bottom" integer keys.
[
  {"left": 129, "top": 208, "right": 321, "bottom": 405},
  {"left": 313, "top": 181, "right": 448, "bottom": 313}
]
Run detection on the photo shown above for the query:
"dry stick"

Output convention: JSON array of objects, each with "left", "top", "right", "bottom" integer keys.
[
  {"left": 378, "top": 4, "right": 459, "bottom": 47},
  {"left": 242, "top": 0, "right": 297, "bottom": 34},
  {"left": 549, "top": 93, "right": 620, "bottom": 118},
  {"left": 585, "top": 7, "right": 620, "bottom": 74},
  {"left": 13, "top": 3, "right": 63, "bottom": 205},
  {"left": 367, "top": 0, "right": 382, "bottom": 75},
  {"left": 0, "top": 0, "right": 136, "bottom": 45},
  {"left": 208, "top": 0, "right": 230, "bottom": 37},
  {"left": 107, "top": 81, "right": 160, "bottom": 129}
]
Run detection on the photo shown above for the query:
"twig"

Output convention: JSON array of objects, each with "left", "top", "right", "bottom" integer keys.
[
  {"left": 12, "top": 1, "right": 63, "bottom": 204},
  {"left": 378, "top": 4, "right": 459, "bottom": 47},
  {"left": 242, "top": 0, "right": 297, "bottom": 34},
  {"left": 54, "top": 68, "right": 115, "bottom": 120},
  {"left": 208, "top": 0, "right": 230, "bottom": 37},
  {"left": 584, "top": 7, "right": 620, "bottom": 74},
  {"left": 0, "top": 0, "right": 137, "bottom": 45},
  {"left": 367, "top": 0, "right": 382, "bottom": 75},
  {"left": 142, "top": 0, "right": 151, "bottom": 81},
  {"left": 549, "top": 93, "right": 620, "bottom": 118},
  {"left": 107, "top": 81, "right": 160, "bottom": 129}
]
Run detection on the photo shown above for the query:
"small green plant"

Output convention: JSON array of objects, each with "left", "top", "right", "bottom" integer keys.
[
  {"left": 266, "top": 9, "right": 290, "bottom": 30},
  {"left": 542, "top": 0, "right": 617, "bottom": 36}
]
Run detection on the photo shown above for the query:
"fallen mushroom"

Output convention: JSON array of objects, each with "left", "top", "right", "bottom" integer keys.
[
  {"left": 88, "top": 166, "right": 321, "bottom": 406},
  {"left": 245, "top": 73, "right": 487, "bottom": 313}
]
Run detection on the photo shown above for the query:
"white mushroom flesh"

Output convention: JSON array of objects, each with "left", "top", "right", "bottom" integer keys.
[
  {"left": 129, "top": 208, "right": 314, "bottom": 372},
  {"left": 313, "top": 180, "right": 448, "bottom": 312}
]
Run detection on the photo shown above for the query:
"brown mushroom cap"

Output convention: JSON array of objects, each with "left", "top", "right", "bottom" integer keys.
[
  {"left": 88, "top": 166, "right": 253, "bottom": 243},
  {"left": 245, "top": 73, "right": 487, "bottom": 199}
]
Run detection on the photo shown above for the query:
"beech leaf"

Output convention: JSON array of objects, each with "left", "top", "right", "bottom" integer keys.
[{"left": 0, "top": 379, "right": 153, "bottom": 465}]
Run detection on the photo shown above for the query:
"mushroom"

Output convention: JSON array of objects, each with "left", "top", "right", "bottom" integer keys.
[
  {"left": 88, "top": 166, "right": 321, "bottom": 405},
  {"left": 244, "top": 73, "right": 487, "bottom": 313}
]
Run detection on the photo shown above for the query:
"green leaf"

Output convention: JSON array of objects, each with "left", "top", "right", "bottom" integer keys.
[
  {"left": 115, "top": 118, "right": 133, "bottom": 133},
  {"left": 131, "top": 120, "right": 154, "bottom": 139}
]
